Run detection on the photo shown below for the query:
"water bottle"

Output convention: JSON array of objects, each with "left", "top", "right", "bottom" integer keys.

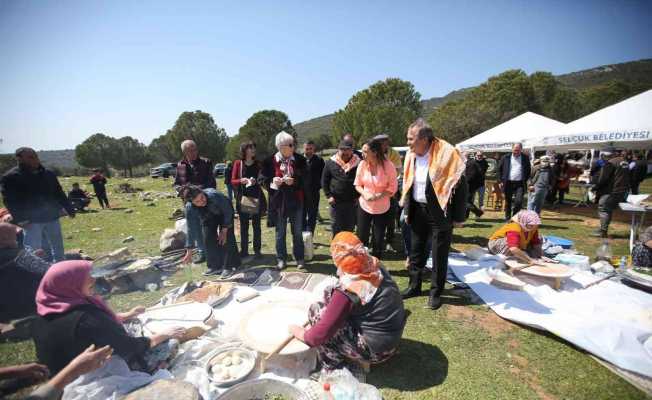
[
  {"left": 595, "top": 240, "right": 612, "bottom": 262},
  {"left": 619, "top": 256, "right": 627, "bottom": 271}
]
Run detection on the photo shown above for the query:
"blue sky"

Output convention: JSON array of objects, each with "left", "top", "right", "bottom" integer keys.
[{"left": 1, "top": 0, "right": 651, "bottom": 152}]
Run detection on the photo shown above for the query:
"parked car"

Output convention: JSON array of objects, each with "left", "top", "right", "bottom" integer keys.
[
  {"left": 150, "top": 163, "right": 177, "bottom": 178},
  {"left": 214, "top": 163, "right": 226, "bottom": 177}
]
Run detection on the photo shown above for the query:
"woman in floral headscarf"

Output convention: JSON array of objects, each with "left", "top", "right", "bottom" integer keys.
[
  {"left": 488, "top": 210, "right": 544, "bottom": 264},
  {"left": 288, "top": 232, "right": 405, "bottom": 371}
]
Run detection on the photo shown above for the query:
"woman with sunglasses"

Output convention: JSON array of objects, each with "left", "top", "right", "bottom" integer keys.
[{"left": 262, "top": 131, "right": 308, "bottom": 270}]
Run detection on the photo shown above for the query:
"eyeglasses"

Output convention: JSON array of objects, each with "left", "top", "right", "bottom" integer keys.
[{"left": 282, "top": 143, "right": 294, "bottom": 148}]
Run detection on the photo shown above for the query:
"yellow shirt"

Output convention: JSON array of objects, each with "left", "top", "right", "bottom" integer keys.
[{"left": 489, "top": 222, "right": 540, "bottom": 250}]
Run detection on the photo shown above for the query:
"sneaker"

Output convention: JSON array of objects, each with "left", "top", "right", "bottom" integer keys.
[
  {"left": 296, "top": 261, "right": 305, "bottom": 270},
  {"left": 202, "top": 269, "right": 222, "bottom": 276},
  {"left": 241, "top": 255, "right": 255, "bottom": 265},
  {"left": 276, "top": 260, "right": 286, "bottom": 270},
  {"left": 220, "top": 269, "right": 234, "bottom": 279}
]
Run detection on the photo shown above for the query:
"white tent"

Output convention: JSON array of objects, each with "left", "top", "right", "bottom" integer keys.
[
  {"left": 523, "top": 89, "right": 652, "bottom": 151},
  {"left": 456, "top": 112, "right": 566, "bottom": 152}
]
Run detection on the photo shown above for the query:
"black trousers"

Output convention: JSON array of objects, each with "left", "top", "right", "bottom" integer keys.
[
  {"left": 356, "top": 206, "right": 389, "bottom": 259},
  {"left": 302, "top": 190, "right": 320, "bottom": 234},
  {"left": 330, "top": 200, "right": 356, "bottom": 237},
  {"left": 504, "top": 181, "right": 525, "bottom": 219},
  {"left": 95, "top": 191, "right": 109, "bottom": 208},
  {"left": 202, "top": 217, "right": 241, "bottom": 272},
  {"left": 408, "top": 202, "right": 453, "bottom": 297},
  {"left": 239, "top": 212, "right": 261, "bottom": 256},
  {"left": 384, "top": 197, "right": 398, "bottom": 244}
]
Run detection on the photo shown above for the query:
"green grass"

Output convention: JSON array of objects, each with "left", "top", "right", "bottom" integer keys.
[{"left": 1, "top": 176, "right": 650, "bottom": 400}]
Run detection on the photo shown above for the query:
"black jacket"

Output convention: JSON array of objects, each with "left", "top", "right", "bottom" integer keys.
[
  {"left": 321, "top": 159, "right": 360, "bottom": 203},
  {"left": 476, "top": 158, "right": 489, "bottom": 186},
  {"left": 32, "top": 304, "right": 151, "bottom": 374},
  {"left": 497, "top": 153, "right": 531, "bottom": 184},
  {"left": 304, "top": 154, "right": 325, "bottom": 193},
  {"left": 465, "top": 159, "right": 484, "bottom": 193},
  {"left": 0, "top": 165, "right": 74, "bottom": 224},
  {"left": 404, "top": 174, "right": 468, "bottom": 230},
  {"left": 262, "top": 153, "right": 308, "bottom": 214},
  {"left": 595, "top": 157, "right": 631, "bottom": 197}
]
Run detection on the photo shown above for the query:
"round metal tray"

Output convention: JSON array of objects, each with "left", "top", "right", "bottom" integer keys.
[
  {"left": 219, "top": 378, "right": 308, "bottom": 400},
  {"left": 206, "top": 346, "right": 256, "bottom": 387}
]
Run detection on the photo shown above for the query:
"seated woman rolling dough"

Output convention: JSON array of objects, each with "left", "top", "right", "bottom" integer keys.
[
  {"left": 632, "top": 226, "right": 652, "bottom": 268},
  {"left": 32, "top": 260, "right": 186, "bottom": 375},
  {"left": 488, "top": 210, "right": 544, "bottom": 264},
  {"left": 288, "top": 231, "right": 406, "bottom": 371}
]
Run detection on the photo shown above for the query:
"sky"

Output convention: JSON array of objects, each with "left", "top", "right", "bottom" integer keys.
[{"left": 0, "top": 0, "right": 651, "bottom": 152}]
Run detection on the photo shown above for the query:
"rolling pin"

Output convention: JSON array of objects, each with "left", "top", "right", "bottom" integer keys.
[{"left": 259, "top": 320, "right": 310, "bottom": 374}]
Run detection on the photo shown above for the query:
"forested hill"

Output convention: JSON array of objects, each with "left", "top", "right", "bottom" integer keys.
[{"left": 294, "top": 58, "right": 652, "bottom": 143}]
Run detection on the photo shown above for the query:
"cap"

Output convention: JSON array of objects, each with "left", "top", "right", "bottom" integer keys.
[
  {"left": 338, "top": 139, "right": 354, "bottom": 150},
  {"left": 373, "top": 134, "right": 390, "bottom": 141}
]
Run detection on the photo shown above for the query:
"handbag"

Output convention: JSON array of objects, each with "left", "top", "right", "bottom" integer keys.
[{"left": 238, "top": 160, "right": 260, "bottom": 215}]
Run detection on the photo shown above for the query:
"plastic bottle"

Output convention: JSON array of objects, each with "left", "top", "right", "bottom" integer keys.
[
  {"left": 323, "top": 382, "right": 335, "bottom": 400},
  {"left": 595, "top": 240, "right": 612, "bottom": 262},
  {"left": 619, "top": 256, "right": 627, "bottom": 271}
]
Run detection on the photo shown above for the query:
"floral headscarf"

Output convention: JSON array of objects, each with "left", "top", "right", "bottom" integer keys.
[
  {"left": 330, "top": 231, "right": 383, "bottom": 305},
  {"left": 512, "top": 210, "right": 542, "bottom": 229}
]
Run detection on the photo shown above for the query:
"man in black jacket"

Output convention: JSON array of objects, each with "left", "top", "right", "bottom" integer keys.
[
  {"left": 591, "top": 150, "right": 631, "bottom": 238},
  {"left": 400, "top": 119, "right": 468, "bottom": 310},
  {"left": 474, "top": 151, "right": 489, "bottom": 210},
  {"left": 497, "top": 143, "right": 531, "bottom": 221},
  {"left": 302, "top": 140, "right": 325, "bottom": 234},
  {"left": 464, "top": 153, "right": 484, "bottom": 218},
  {"left": 0, "top": 147, "right": 75, "bottom": 262},
  {"left": 321, "top": 139, "right": 361, "bottom": 236}
]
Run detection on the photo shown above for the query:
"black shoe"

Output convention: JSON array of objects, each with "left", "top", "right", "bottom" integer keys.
[
  {"left": 427, "top": 292, "right": 443, "bottom": 310},
  {"left": 193, "top": 253, "right": 206, "bottom": 263},
  {"left": 401, "top": 286, "right": 422, "bottom": 299},
  {"left": 202, "top": 269, "right": 222, "bottom": 276}
]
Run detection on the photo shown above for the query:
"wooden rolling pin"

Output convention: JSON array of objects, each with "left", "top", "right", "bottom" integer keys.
[{"left": 259, "top": 320, "right": 310, "bottom": 374}]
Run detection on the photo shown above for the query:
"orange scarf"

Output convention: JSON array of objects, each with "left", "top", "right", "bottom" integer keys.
[
  {"left": 401, "top": 139, "right": 465, "bottom": 214},
  {"left": 331, "top": 153, "right": 361, "bottom": 173}
]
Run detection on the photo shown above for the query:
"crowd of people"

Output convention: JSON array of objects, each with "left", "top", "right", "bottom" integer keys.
[{"left": 0, "top": 121, "right": 649, "bottom": 397}]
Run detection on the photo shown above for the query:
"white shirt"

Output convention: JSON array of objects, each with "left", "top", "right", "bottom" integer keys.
[
  {"left": 412, "top": 152, "right": 430, "bottom": 204},
  {"left": 509, "top": 154, "right": 523, "bottom": 181}
]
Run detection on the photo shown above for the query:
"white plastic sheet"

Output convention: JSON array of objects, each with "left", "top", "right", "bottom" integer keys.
[{"left": 448, "top": 255, "right": 652, "bottom": 377}]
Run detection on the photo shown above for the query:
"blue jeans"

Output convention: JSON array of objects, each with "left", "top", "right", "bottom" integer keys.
[
  {"left": 275, "top": 205, "right": 305, "bottom": 263},
  {"left": 185, "top": 202, "right": 206, "bottom": 255},
  {"left": 528, "top": 188, "right": 548, "bottom": 215},
  {"left": 23, "top": 219, "right": 65, "bottom": 262},
  {"left": 226, "top": 185, "right": 233, "bottom": 203}
]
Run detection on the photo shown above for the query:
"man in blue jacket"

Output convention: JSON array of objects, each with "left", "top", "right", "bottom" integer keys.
[
  {"left": 0, "top": 147, "right": 75, "bottom": 262},
  {"left": 497, "top": 143, "right": 531, "bottom": 221}
]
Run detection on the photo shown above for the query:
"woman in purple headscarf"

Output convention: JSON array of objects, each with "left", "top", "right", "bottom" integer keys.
[{"left": 32, "top": 260, "right": 185, "bottom": 374}]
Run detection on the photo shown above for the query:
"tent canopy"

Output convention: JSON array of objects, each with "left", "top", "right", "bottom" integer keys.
[
  {"left": 456, "top": 112, "right": 566, "bottom": 152},
  {"left": 523, "top": 89, "right": 652, "bottom": 151}
]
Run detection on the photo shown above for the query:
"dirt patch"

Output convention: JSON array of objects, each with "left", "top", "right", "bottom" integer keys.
[
  {"left": 446, "top": 305, "right": 514, "bottom": 337},
  {"left": 508, "top": 338, "right": 520, "bottom": 350}
]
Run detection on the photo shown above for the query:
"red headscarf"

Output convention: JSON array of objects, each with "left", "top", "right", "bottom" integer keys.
[
  {"left": 36, "top": 260, "right": 121, "bottom": 324},
  {"left": 330, "top": 232, "right": 383, "bottom": 305}
]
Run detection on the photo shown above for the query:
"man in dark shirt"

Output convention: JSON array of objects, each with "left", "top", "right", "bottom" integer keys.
[
  {"left": 174, "top": 140, "right": 216, "bottom": 263},
  {"left": 68, "top": 183, "right": 91, "bottom": 212},
  {"left": 464, "top": 153, "right": 484, "bottom": 218},
  {"left": 89, "top": 169, "right": 110, "bottom": 209},
  {"left": 322, "top": 139, "right": 361, "bottom": 236},
  {"left": 0, "top": 148, "right": 74, "bottom": 262},
  {"left": 474, "top": 151, "right": 489, "bottom": 210},
  {"left": 302, "top": 140, "right": 325, "bottom": 234},
  {"left": 591, "top": 150, "right": 631, "bottom": 238}
]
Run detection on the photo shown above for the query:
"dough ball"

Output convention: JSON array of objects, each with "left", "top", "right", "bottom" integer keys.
[
  {"left": 210, "top": 365, "right": 222, "bottom": 375},
  {"left": 232, "top": 355, "right": 241, "bottom": 365},
  {"left": 221, "top": 371, "right": 230, "bottom": 380},
  {"left": 223, "top": 356, "right": 232, "bottom": 366}
]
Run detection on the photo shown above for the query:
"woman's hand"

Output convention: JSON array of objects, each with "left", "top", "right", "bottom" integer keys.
[
  {"left": 181, "top": 249, "right": 193, "bottom": 264},
  {"left": 272, "top": 177, "right": 283, "bottom": 187},
  {"left": 363, "top": 192, "right": 376, "bottom": 201},
  {"left": 122, "top": 306, "right": 146, "bottom": 321},
  {"left": 64, "top": 345, "right": 113, "bottom": 377},
  {"left": 288, "top": 324, "right": 305, "bottom": 342},
  {"left": 240, "top": 177, "right": 250, "bottom": 186},
  {"left": 284, "top": 177, "right": 294, "bottom": 186},
  {"left": 217, "top": 228, "right": 228, "bottom": 245},
  {"left": 5, "top": 363, "right": 50, "bottom": 381},
  {"left": 150, "top": 327, "right": 186, "bottom": 347}
]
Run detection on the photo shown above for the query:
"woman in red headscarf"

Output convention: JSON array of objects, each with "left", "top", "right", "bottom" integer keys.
[
  {"left": 32, "top": 261, "right": 186, "bottom": 375},
  {"left": 288, "top": 232, "right": 406, "bottom": 371}
]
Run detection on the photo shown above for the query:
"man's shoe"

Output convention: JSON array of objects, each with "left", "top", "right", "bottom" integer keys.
[
  {"left": 202, "top": 269, "right": 221, "bottom": 276},
  {"left": 427, "top": 293, "right": 443, "bottom": 310},
  {"left": 241, "top": 255, "right": 255, "bottom": 265},
  {"left": 193, "top": 253, "right": 206, "bottom": 264},
  {"left": 276, "top": 260, "right": 286, "bottom": 270},
  {"left": 475, "top": 209, "right": 484, "bottom": 218},
  {"left": 590, "top": 230, "right": 607, "bottom": 238},
  {"left": 401, "top": 286, "right": 422, "bottom": 299},
  {"left": 296, "top": 261, "right": 306, "bottom": 270}
]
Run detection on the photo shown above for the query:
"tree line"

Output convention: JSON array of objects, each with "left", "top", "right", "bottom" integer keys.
[{"left": 72, "top": 68, "right": 651, "bottom": 175}]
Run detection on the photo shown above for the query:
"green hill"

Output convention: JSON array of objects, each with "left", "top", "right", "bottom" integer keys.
[{"left": 295, "top": 58, "right": 652, "bottom": 143}]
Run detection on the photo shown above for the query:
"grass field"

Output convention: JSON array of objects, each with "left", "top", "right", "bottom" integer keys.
[{"left": 1, "top": 176, "right": 650, "bottom": 400}]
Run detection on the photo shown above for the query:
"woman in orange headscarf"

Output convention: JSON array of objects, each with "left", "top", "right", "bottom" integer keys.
[{"left": 289, "top": 232, "right": 406, "bottom": 371}]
